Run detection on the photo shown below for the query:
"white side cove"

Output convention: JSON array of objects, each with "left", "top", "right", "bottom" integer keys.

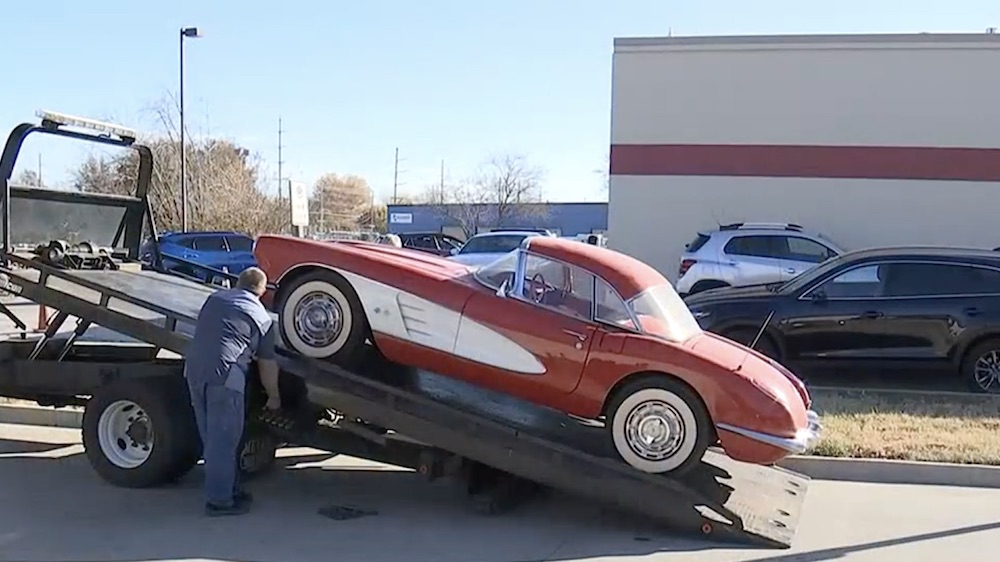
[{"left": 333, "top": 269, "right": 547, "bottom": 375}]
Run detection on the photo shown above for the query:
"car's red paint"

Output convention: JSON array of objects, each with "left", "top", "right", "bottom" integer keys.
[{"left": 254, "top": 234, "right": 815, "bottom": 467}]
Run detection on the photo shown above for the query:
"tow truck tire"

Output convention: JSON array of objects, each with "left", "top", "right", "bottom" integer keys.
[
  {"left": 82, "top": 378, "right": 200, "bottom": 488},
  {"left": 606, "top": 376, "right": 711, "bottom": 476},
  {"left": 276, "top": 270, "right": 369, "bottom": 362}
]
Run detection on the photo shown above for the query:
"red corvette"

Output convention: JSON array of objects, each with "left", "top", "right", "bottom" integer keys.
[{"left": 254, "top": 234, "right": 821, "bottom": 475}]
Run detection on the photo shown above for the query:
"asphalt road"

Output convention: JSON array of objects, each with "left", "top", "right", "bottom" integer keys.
[{"left": 2, "top": 423, "right": 1000, "bottom": 562}]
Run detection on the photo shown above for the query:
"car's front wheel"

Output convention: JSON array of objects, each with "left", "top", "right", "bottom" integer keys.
[
  {"left": 606, "top": 376, "right": 711, "bottom": 475},
  {"left": 277, "top": 269, "right": 369, "bottom": 362}
]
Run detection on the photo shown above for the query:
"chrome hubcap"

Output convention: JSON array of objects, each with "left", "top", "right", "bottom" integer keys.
[
  {"left": 974, "top": 350, "right": 1000, "bottom": 392},
  {"left": 293, "top": 291, "right": 344, "bottom": 348},
  {"left": 624, "top": 400, "right": 685, "bottom": 461}
]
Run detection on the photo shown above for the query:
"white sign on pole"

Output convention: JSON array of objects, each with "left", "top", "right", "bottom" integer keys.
[
  {"left": 389, "top": 212, "right": 413, "bottom": 224},
  {"left": 289, "top": 180, "right": 309, "bottom": 227}
]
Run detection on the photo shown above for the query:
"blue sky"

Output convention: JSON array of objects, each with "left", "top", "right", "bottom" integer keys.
[{"left": 4, "top": 0, "right": 999, "bottom": 203}]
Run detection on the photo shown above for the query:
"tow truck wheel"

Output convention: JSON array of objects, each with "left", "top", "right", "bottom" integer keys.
[
  {"left": 82, "top": 378, "right": 200, "bottom": 488},
  {"left": 276, "top": 270, "right": 369, "bottom": 362},
  {"left": 606, "top": 376, "right": 711, "bottom": 476}
]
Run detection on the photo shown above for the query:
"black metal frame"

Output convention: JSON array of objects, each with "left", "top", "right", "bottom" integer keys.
[{"left": 0, "top": 120, "right": 155, "bottom": 264}]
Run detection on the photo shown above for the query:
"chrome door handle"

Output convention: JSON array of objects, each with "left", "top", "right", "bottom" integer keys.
[
  {"left": 562, "top": 329, "right": 587, "bottom": 341},
  {"left": 785, "top": 268, "right": 797, "bottom": 274}
]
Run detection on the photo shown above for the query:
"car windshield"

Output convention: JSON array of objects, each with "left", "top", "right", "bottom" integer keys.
[
  {"left": 627, "top": 284, "right": 703, "bottom": 343},
  {"left": 459, "top": 234, "right": 528, "bottom": 255}
]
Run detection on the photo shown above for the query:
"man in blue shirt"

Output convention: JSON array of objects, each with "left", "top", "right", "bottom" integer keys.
[{"left": 185, "top": 266, "right": 282, "bottom": 516}]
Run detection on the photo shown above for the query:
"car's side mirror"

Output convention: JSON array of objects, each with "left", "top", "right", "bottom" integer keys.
[
  {"left": 809, "top": 290, "right": 827, "bottom": 303},
  {"left": 450, "top": 248, "right": 459, "bottom": 256}
]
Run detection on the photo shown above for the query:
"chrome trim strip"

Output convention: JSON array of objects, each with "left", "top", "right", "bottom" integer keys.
[{"left": 716, "top": 410, "right": 822, "bottom": 454}]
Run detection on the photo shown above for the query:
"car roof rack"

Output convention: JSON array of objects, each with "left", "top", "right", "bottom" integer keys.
[{"left": 719, "top": 222, "right": 804, "bottom": 232}]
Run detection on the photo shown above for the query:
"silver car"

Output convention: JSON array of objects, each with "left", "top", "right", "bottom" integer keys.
[
  {"left": 675, "top": 222, "right": 845, "bottom": 296},
  {"left": 447, "top": 230, "right": 548, "bottom": 269}
]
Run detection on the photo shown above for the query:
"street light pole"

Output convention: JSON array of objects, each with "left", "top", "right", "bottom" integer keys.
[{"left": 179, "top": 26, "right": 201, "bottom": 232}]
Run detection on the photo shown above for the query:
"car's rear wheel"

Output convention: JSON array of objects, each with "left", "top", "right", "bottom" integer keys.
[
  {"left": 277, "top": 270, "right": 369, "bottom": 362},
  {"left": 606, "top": 376, "right": 711, "bottom": 475}
]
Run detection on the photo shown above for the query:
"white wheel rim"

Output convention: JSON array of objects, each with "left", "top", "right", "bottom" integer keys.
[
  {"left": 281, "top": 279, "right": 354, "bottom": 358},
  {"left": 97, "top": 400, "right": 154, "bottom": 469},
  {"left": 611, "top": 387, "right": 699, "bottom": 473}
]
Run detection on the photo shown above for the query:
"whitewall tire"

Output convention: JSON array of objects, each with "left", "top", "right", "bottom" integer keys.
[
  {"left": 278, "top": 272, "right": 368, "bottom": 362},
  {"left": 607, "top": 379, "right": 710, "bottom": 475}
]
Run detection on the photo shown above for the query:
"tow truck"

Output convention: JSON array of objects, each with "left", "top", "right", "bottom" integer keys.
[{"left": 0, "top": 111, "right": 811, "bottom": 548}]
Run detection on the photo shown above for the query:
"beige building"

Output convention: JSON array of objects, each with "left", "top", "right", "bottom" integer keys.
[{"left": 607, "top": 33, "right": 1000, "bottom": 281}]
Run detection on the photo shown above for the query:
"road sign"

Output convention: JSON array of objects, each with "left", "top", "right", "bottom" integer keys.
[{"left": 289, "top": 180, "right": 309, "bottom": 227}]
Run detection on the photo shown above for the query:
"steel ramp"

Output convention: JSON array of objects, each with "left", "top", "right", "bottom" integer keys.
[{"left": 276, "top": 349, "right": 810, "bottom": 548}]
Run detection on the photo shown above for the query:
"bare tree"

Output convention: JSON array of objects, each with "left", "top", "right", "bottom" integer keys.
[
  {"left": 72, "top": 95, "right": 288, "bottom": 236},
  {"left": 12, "top": 169, "right": 43, "bottom": 187},
  {"left": 421, "top": 153, "right": 549, "bottom": 238},
  {"left": 308, "top": 173, "right": 373, "bottom": 232}
]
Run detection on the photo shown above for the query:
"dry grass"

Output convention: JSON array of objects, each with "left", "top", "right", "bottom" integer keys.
[{"left": 810, "top": 388, "right": 1000, "bottom": 465}]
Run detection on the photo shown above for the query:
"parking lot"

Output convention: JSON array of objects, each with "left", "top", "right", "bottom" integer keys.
[{"left": 2, "top": 422, "right": 999, "bottom": 562}]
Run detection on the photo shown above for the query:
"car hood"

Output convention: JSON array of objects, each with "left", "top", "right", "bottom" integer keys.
[
  {"left": 685, "top": 332, "right": 811, "bottom": 409},
  {"left": 684, "top": 282, "right": 782, "bottom": 306},
  {"left": 447, "top": 252, "right": 506, "bottom": 268}
]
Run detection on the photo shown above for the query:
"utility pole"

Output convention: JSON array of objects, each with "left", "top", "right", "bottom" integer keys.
[
  {"left": 440, "top": 159, "right": 444, "bottom": 190},
  {"left": 277, "top": 117, "right": 284, "bottom": 200},
  {"left": 37, "top": 154, "right": 42, "bottom": 186},
  {"left": 392, "top": 147, "right": 399, "bottom": 204}
]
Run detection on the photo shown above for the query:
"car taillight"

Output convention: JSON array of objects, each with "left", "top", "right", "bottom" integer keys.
[{"left": 679, "top": 259, "right": 696, "bottom": 276}]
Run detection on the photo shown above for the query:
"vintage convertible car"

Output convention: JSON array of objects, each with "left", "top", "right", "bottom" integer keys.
[{"left": 253, "top": 234, "right": 821, "bottom": 475}]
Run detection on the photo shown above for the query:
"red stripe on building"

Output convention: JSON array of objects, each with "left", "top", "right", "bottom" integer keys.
[{"left": 609, "top": 144, "right": 1000, "bottom": 182}]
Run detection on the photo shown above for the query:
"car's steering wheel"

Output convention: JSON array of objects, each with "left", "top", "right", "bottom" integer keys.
[{"left": 529, "top": 272, "right": 553, "bottom": 303}]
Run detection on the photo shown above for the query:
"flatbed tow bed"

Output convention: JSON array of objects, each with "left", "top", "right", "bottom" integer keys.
[
  {"left": 0, "top": 111, "right": 810, "bottom": 550},
  {"left": 0, "top": 237, "right": 810, "bottom": 549}
]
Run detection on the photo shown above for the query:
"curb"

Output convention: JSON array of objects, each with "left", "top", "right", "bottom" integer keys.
[
  {"left": 0, "top": 403, "right": 82, "bottom": 429},
  {"left": 776, "top": 455, "right": 1000, "bottom": 489},
  {"left": 4, "top": 404, "right": 1000, "bottom": 489}
]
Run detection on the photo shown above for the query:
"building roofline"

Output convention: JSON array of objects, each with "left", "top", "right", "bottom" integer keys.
[{"left": 614, "top": 32, "right": 1000, "bottom": 51}]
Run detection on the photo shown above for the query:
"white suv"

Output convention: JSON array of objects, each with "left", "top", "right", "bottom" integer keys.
[{"left": 675, "top": 222, "right": 845, "bottom": 296}]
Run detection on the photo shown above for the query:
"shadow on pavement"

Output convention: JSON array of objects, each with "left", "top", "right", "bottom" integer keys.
[
  {"left": 0, "top": 442, "right": 724, "bottom": 562},
  {"left": 0, "top": 438, "right": 73, "bottom": 455}
]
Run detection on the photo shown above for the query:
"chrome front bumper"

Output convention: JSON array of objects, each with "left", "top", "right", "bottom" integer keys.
[{"left": 716, "top": 410, "right": 823, "bottom": 455}]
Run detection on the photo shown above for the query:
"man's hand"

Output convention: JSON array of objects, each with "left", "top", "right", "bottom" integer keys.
[{"left": 265, "top": 394, "right": 281, "bottom": 411}]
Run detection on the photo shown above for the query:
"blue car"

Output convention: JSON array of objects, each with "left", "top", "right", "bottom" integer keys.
[{"left": 141, "top": 230, "right": 257, "bottom": 282}]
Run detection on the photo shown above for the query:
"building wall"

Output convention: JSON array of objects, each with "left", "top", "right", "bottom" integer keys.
[
  {"left": 386, "top": 202, "right": 608, "bottom": 240},
  {"left": 608, "top": 33, "right": 1000, "bottom": 281}
]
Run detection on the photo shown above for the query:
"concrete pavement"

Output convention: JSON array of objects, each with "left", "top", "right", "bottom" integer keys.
[{"left": 2, "top": 423, "right": 1000, "bottom": 562}]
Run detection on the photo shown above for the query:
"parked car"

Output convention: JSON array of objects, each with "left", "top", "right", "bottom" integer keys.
[
  {"left": 140, "top": 230, "right": 256, "bottom": 282},
  {"left": 253, "top": 234, "right": 820, "bottom": 475},
  {"left": 397, "top": 232, "right": 465, "bottom": 256},
  {"left": 446, "top": 230, "right": 549, "bottom": 268},
  {"left": 684, "top": 246, "right": 1000, "bottom": 393},
  {"left": 676, "top": 222, "right": 844, "bottom": 297}
]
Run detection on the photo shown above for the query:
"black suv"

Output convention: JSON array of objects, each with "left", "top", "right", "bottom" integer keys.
[
  {"left": 397, "top": 232, "right": 465, "bottom": 256},
  {"left": 684, "top": 246, "right": 1000, "bottom": 393}
]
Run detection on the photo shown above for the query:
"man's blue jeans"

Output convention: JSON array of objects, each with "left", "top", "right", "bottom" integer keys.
[{"left": 187, "top": 378, "right": 245, "bottom": 507}]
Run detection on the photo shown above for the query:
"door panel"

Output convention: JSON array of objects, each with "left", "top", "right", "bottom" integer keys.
[
  {"left": 722, "top": 235, "right": 787, "bottom": 285},
  {"left": 458, "top": 291, "right": 596, "bottom": 395}
]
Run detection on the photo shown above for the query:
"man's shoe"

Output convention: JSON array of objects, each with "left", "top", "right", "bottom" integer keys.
[{"left": 205, "top": 501, "right": 251, "bottom": 517}]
